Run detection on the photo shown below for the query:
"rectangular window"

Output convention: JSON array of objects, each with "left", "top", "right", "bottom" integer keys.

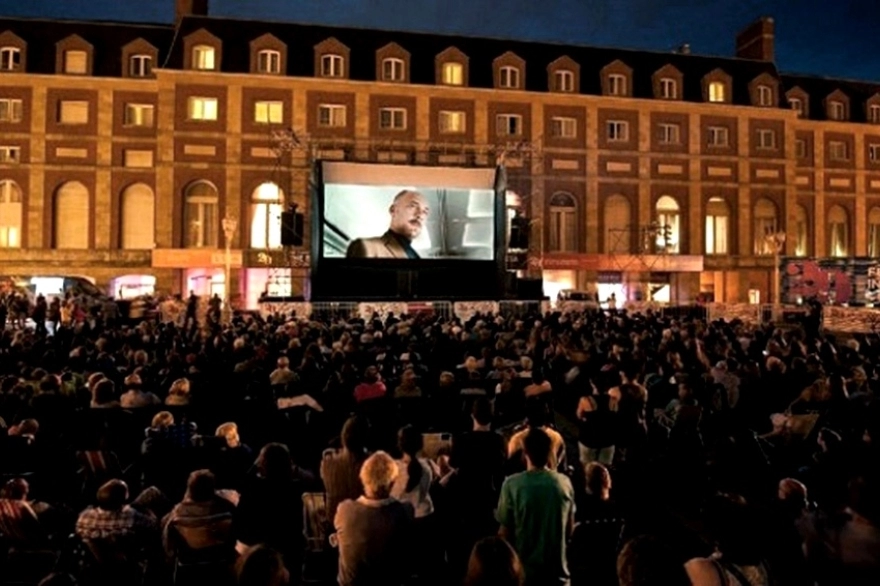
[
  {"left": 829, "top": 101, "right": 845, "bottom": 121},
  {"left": 187, "top": 97, "right": 218, "bottom": 121},
  {"left": 555, "top": 70, "right": 574, "bottom": 92},
  {"left": 254, "top": 100, "right": 283, "bottom": 124},
  {"left": 64, "top": 50, "right": 88, "bottom": 74},
  {"left": 130, "top": 55, "right": 152, "bottom": 77},
  {"left": 193, "top": 46, "right": 215, "bottom": 70},
  {"left": 123, "top": 149, "right": 154, "bottom": 168},
  {"left": 0, "top": 98, "right": 23, "bottom": 123},
  {"left": 321, "top": 54, "right": 344, "bottom": 77},
  {"left": 828, "top": 140, "right": 849, "bottom": 161},
  {"left": 708, "top": 126, "right": 729, "bottom": 147},
  {"left": 442, "top": 62, "right": 463, "bottom": 85},
  {"left": 709, "top": 82, "right": 725, "bottom": 103},
  {"left": 756, "top": 129, "right": 776, "bottom": 149},
  {"left": 607, "top": 120, "right": 628, "bottom": 142},
  {"left": 123, "top": 103, "right": 155, "bottom": 127},
  {"left": 705, "top": 215, "right": 728, "bottom": 255},
  {"left": 658, "top": 123, "right": 680, "bottom": 144},
  {"left": 499, "top": 66, "right": 520, "bottom": 89},
  {"left": 438, "top": 110, "right": 466, "bottom": 134},
  {"left": 796, "top": 139, "right": 807, "bottom": 159},
  {"left": 382, "top": 58, "right": 405, "bottom": 81},
  {"left": 660, "top": 78, "right": 677, "bottom": 99},
  {"left": 0, "top": 47, "right": 21, "bottom": 71},
  {"left": 318, "top": 104, "right": 346, "bottom": 127},
  {"left": 58, "top": 100, "right": 89, "bottom": 124},
  {"left": 870, "top": 144, "right": 880, "bottom": 163},
  {"left": 0, "top": 146, "right": 20, "bottom": 163},
  {"left": 258, "top": 50, "right": 281, "bottom": 74},
  {"left": 379, "top": 107, "right": 407, "bottom": 130},
  {"left": 789, "top": 98, "right": 804, "bottom": 117},
  {"left": 496, "top": 114, "right": 522, "bottom": 136},
  {"left": 870, "top": 105, "right": 880, "bottom": 124},
  {"left": 608, "top": 74, "right": 626, "bottom": 96},
  {"left": 550, "top": 116, "right": 577, "bottom": 139}
]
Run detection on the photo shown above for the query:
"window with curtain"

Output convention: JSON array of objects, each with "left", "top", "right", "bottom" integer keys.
[
  {"left": 869, "top": 207, "right": 880, "bottom": 258},
  {"left": 794, "top": 204, "right": 809, "bottom": 257},
  {"left": 549, "top": 192, "right": 576, "bottom": 252},
  {"left": 184, "top": 181, "right": 219, "bottom": 248},
  {"left": 250, "top": 182, "right": 283, "bottom": 249},
  {"left": 603, "top": 194, "right": 630, "bottom": 253},
  {"left": 0, "top": 180, "right": 22, "bottom": 248},
  {"left": 655, "top": 195, "right": 680, "bottom": 253},
  {"left": 828, "top": 205, "right": 849, "bottom": 257},
  {"left": 54, "top": 181, "right": 90, "bottom": 249},
  {"left": 705, "top": 197, "right": 730, "bottom": 255},
  {"left": 753, "top": 198, "right": 778, "bottom": 255},
  {"left": 120, "top": 183, "right": 155, "bottom": 249}
]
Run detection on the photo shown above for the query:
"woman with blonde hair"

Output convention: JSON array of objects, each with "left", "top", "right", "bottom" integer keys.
[
  {"left": 166, "top": 378, "right": 190, "bottom": 406},
  {"left": 214, "top": 422, "right": 252, "bottom": 492}
]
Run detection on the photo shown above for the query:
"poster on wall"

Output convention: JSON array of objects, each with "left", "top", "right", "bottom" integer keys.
[{"left": 781, "top": 257, "right": 880, "bottom": 305}]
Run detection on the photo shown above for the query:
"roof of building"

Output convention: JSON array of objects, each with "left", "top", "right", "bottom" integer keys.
[{"left": 780, "top": 73, "right": 880, "bottom": 122}]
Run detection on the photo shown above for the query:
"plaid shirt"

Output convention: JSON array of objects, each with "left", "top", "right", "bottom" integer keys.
[{"left": 76, "top": 505, "right": 157, "bottom": 541}]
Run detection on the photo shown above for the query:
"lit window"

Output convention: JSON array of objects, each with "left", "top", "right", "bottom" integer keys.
[
  {"left": 827, "top": 205, "right": 848, "bottom": 257},
  {"left": 441, "top": 62, "right": 463, "bottom": 85},
  {"left": 829, "top": 100, "right": 846, "bottom": 121},
  {"left": 124, "top": 103, "right": 154, "bottom": 127},
  {"left": 439, "top": 110, "right": 466, "bottom": 134},
  {"left": 496, "top": 113, "right": 522, "bottom": 136},
  {"left": 257, "top": 49, "right": 281, "bottom": 74},
  {"left": 655, "top": 196, "right": 680, "bottom": 253},
  {"left": 250, "top": 182, "right": 283, "bottom": 249},
  {"left": 0, "top": 98, "right": 23, "bottom": 123},
  {"left": 58, "top": 100, "right": 89, "bottom": 124},
  {"left": 757, "top": 85, "right": 773, "bottom": 106},
  {"left": 828, "top": 140, "right": 849, "bottom": 161},
  {"left": 0, "top": 47, "right": 21, "bottom": 72},
  {"left": 0, "top": 179, "right": 22, "bottom": 248},
  {"left": 869, "top": 104, "right": 880, "bottom": 124},
  {"left": 608, "top": 74, "right": 627, "bottom": 96},
  {"left": 320, "top": 54, "right": 344, "bottom": 77},
  {"left": 708, "top": 81, "right": 725, "bottom": 103},
  {"left": 658, "top": 123, "right": 680, "bottom": 144},
  {"left": 318, "top": 104, "right": 346, "bottom": 127},
  {"left": 254, "top": 100, "right": 283, "bottom": 124},
  {"left": 705, "top": 197, "right": 729, "bottom": 255},
  {"left": 756, "top": 128, "right": 776, "bottom": 149},
  {"left": 382, "top": 57, "right": 405, "bottom": 81},
  {"left": 192, "top": 45, "right": 215, "bottom": 70},
  {"left": 129, "top": 54, "right": 152, "bottom": 77},
  {"left": 184, "top": 181, "right": 219, "bottom": 248},
  {"left": 0, "top": 146, "right": 20, "bottom": 163},
  {"left": 379, "top": 107, "right": 407, "bottom": 130},
  {"left": 188, "top": 97, "right": 218, "bottom": 121},
  {"left": 551, "top": 116, "right": 577, "bottom": 139},
  {"left": 64, "top": 50, "right": 87, "bottom": 74},
  {"left": 607, "top": 120, "right": 628, "bottom": 142},
  {"left": 794, "top": 205, "right": 808, "bottom": 257},
  {"left": 499, "top": 66, "right": 520, "bottom": 89},
  {"left": 554, "top": 70, "right": 574, "bottom": 92},
  {"left": 708, "top": 126, "right": 729, "bottom": 147},
  {"left": 789, "top": 97, "right": 804, "bottom": 117},
  {"left": 660, "top": 78, "right": 677, "bottom": 99},
  {"left": 753, "top": 198, "right": 778, "bottom": 255}
]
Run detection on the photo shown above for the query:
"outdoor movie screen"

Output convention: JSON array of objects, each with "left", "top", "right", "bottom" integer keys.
[{"left": 321, "top": 162, "right": 498, "bottom": 261}]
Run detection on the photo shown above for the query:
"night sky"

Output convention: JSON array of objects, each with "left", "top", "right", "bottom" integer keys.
[{"left": 0, "top": 0, "right": 877, "bottom": 81}]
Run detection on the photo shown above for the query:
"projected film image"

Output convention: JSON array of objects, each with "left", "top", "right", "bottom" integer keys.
[{"left": 321, "top": 163, "right": 497, "bottom": 261}]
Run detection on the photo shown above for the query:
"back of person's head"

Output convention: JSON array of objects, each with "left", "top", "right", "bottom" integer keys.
[
  {"left": 38, "top": 375, "right": 60, "bottom": 394},
  {"left": 216, "top": 422, "right": 241, "bottom": 448},
  {"left": 523, "top": 427, "right": 552, "bottom": 470},
  {"left": 472, "top": 397, "right": 494, "bottom": 427},
  {"left": 96, "top": 479, "right": 129, "bottom": 511},
  {"left": 235, "top": 544, "right": 289, "bottom": 586},
  {"left": 169, "top": 378, "right": 190, "bottom": 397},
  {"left": 525, "top": 398, "right": 549, "bottom": 428},
  {"left": 585, "top": 462, "right": 612, "bottom": 499},
  {"left": 152, "top": 411, "right": 174, "bottom": 429},
  {"left": 2, "top": 477, "right": 29, "bottom": 500},
  {"left": 464, "top": 537, "right": 524, "bottom": 586},
  {"left": 363, "top": 366, "right": 379, "bottom": 384},
  {"left": 186, "top": 469, "right": 216, "bottom": 502},
  {"left": 359, "top": 450, "right": 398, "bottom": 499},
  {"left": 256, "top": 443, "right": 292, "bottom": 481},
  {"left": 398, "top": 425, "right": 424, "bottom": 493},
  {"left": 703, "top": 493, "right": 761, "bottom": 565},
  {"left": 92, "top": 379, "right": 116, "bottom": 404},
  {"left": 778, "top": 478, "right": 808, "bottom": 510},
  {"left": 37, "top": 574, "right": 78, "bottom": 586},
  {"left": 340, "top": 415, "right": 368, "bottom": 455},
  {"left": 617, "top": 535, "right": 689, "bottom": 586}
]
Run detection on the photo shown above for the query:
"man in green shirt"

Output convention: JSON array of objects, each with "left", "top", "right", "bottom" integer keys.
[{"left": 497, "top": 427, "right": 575, "bottom": 585}]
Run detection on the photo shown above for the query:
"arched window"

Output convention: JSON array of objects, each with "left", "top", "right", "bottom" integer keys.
[
  {"left": 794, "top": 204, "right": 809, "bottom": 257},
  {"left": 184, "top": 181, "right": 219, "bottom": 248},
  {"left": 753, "top": 198, "right": 778, "bottom": 255},
  {"left": 869, "top": 207, "right": 880, "bottom": 258},
  {"left": 549, "top": 192, "right": 576, "bottom": 252},
  {"left": 250, "top": 182, "right": 283, "bottom": 249},
  {"left": 705, "top": 197, "right": 730, "bottom": 255},
  {"left": 655, "top": 195, "right": 680, "bottom": 253},
  {"left": 0, "top": 180, "right": 22, "bottom": 248},
  {"left": 603, "top": 194, "right": 630, "bottom": 253},
  {"left": 120, "top": 183, "right": 155, "bottom": 249},
  {"left": 54, "top": 181, "right": 90, "bottom": 249},
  {"left": 828, "top": 205, "right": 849, "bottom": 257}
]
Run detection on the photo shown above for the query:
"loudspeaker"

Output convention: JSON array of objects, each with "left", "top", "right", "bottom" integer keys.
[
  {"left": 280, "top": 211, "right": 304, "bottom": 246},
  {"left": 516, "top": 277, "right": 544, "bottom": 300}
]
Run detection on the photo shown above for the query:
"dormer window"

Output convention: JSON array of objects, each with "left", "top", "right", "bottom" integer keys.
[
  {"left": 442, "top": 62, "right": 463, "bottom": 86},
  {"left": 829, "top": 100, "right": 846, "bottom": 121},
  {"left": 660, "top": 78, "right": 677, "bottom": 99},
  {"left": 554, "top": 70, "right": 574, "bottom": 92},
  {"left": 321, "top": 54, "right": 344, "bottom": 78},
  {"left": 757, "top": 85, "right": 773, "bottom": 106},
  {"left": 192, "top": 45, "right": 215, "bottom": 70},
  {"left": 64, "top": 50, "right": 88, "bottom": 75},
  {"left": 608, "top": 74, "right": 627, "bottom": 96},
  {"left": 382, "top": 57, "right": 405, "bottom": 82},
  {"left": 499, "top": 66, "right": 520, "bottom": 89},
  {"left": 789, "top": 97, "right": 804, "bottom": 117},
  {"left": 257, "top": 50, "right": 281, "bottom": 74},
  {"left": 0, "top": 47, "right": 20, "bottom": 72},
  {"left": 870, "top": 104, "right": 880, "bottom": 124},
  {"left": 129, "top": 54, "right": 152, "bottom": 78},
  {"left": 708, "top": 81, "right": 725, "bottom": 103}
]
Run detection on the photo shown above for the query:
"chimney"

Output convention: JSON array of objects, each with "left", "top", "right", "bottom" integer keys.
[
  {"left": 736, "top": 17, "right": 775, "bottom": 61},
  {"left": 176, "top": 0, "right": 209, "bottom": 22},
  {"left": 677, "top": 43, "right": 691, "bottom": 55}
]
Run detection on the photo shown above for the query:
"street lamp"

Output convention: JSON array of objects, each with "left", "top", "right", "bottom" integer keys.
[
  {"left": 221, "top": 216, "right": 238, "bottom": 324},
  {"left": 764, "top": 230, "right": 786, "bottom": 322}
]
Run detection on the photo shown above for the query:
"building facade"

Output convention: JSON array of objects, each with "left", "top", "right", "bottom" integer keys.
[{"left": 1, "top": 1, "right": 880, "bottom": 305}]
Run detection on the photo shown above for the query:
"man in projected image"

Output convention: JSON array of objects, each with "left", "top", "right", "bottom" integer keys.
[{"left": 345, "top": 189, "right": 429, "bottom": 259}]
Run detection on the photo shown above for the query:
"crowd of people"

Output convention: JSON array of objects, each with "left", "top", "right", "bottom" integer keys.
[{"left": 0, "top": 293, "right": 877, "bottom": 586}]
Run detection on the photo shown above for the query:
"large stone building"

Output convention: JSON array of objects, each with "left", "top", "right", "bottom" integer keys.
[{"left": 1, "top": 0, "right": 879, "bottom": 306}]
